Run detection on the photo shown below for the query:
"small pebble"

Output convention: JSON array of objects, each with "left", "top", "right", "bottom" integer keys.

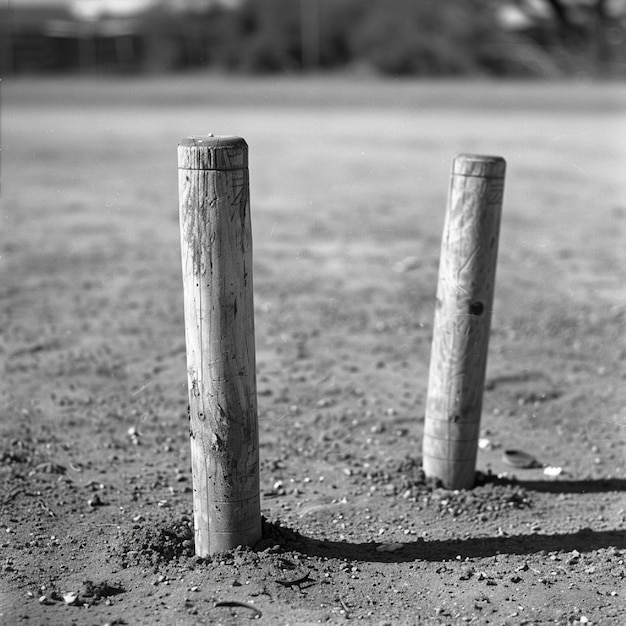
[
  {"left": 87, "top": 494, "right": 103, "bottom": 507},
  {"left": 376, "top": 543, "right": 403, "bottom": 553},
  {"left": 63, "top": 592, "right": 78, "bottom": 606},
  {"left": 543, "top": 466, "right": 563, "bottom": 477}
]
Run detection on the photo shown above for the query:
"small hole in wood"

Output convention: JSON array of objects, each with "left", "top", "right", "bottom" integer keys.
[{"left": 469, "top": 302, "right": 484, "bottom": 316}]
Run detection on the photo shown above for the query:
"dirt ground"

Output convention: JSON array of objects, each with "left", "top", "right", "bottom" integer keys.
[{"left": 1, "top": 76, "right": 625, "bottom": 625}]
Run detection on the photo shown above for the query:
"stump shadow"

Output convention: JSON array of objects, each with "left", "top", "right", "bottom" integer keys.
[
  {"left": 290, "top": 527, "right": 626, "bottom": 564},
  {"left": 262, "top": 476, "right": 626, "bottom": 564},
  {"left": 513, "top": 477, "right": 626, "bottom": 494}
]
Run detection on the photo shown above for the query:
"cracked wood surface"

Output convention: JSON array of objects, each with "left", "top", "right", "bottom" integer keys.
[
  {"left": 423, "top": 154, "right": 506, "bottom": 490},
  {"left": 178, "top": 136, "right": 261, "bottom": 556}
]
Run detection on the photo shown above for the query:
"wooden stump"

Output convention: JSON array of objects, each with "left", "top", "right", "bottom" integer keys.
[
  {"left": 178, "top": 135, "right": 261, "bottom": 556},
  {"left": 422, "top": 154, "right": 506, "bottom": 490}
]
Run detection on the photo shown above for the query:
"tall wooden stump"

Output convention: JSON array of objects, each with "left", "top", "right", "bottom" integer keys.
[
  {"left": 178, "top": 135, "right": 261, "bottom": 556},
  {"left": 423, "top": 154, "right": 506, "bottom": 490}
]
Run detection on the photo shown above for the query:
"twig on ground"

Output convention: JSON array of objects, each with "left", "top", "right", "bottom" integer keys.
[
  {"left": 214, "top": 600, "right": 262, "bottom": 618},
  {"left": 276, "top": 571, "right": 314, "bottom": 588}
]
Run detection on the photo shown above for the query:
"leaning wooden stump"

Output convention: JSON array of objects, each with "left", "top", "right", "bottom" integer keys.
[
  {"left": 422, "top": 154, "right": 506, "bottom": 490},
  {"left": 178, "top": 135, "right": 261, "bottom": 556}
]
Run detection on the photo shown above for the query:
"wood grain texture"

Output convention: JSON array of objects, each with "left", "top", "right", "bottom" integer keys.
[
  {"left": 422, "top": 154, "right": 506, "bottom": 490},
  {"left": 178, "top": 135, "right": 261, "bottom": 556}
]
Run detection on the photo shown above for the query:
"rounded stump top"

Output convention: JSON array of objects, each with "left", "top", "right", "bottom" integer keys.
[
  {"left": 178, "top": 135, "right": 248, "bottom": 170},
  {"left": 453, "top": 154, "right": 506, "bottom": 179}
]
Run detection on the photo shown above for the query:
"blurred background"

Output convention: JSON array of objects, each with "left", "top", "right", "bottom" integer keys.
[{"left": 1, "top": 0, "right": 625, "bottom": 78}]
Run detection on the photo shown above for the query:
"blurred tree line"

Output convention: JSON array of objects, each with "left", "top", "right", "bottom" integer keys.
[
  {"left": 148, "top": 0, "right": 626, "bottom": 76},
  {"left": 1, "top": 0, "right": 625, "bottom": 76}
]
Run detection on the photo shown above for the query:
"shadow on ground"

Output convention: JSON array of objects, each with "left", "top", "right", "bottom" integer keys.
[
  {"left": 263, "top": 477, "right": 626, "bottom": 564},
  {"left": 285, "top": 527, "right": 626, "bottom": 564},
  {"left": 514, "top": 477, "right": 626, "bottom": 494}
]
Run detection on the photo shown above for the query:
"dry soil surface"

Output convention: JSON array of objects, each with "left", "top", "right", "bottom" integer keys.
[{"left": 1, "top": 76, "right": 625, "bottom": 625}]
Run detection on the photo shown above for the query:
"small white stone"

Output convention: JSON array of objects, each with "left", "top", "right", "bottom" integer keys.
[
  {"left": 543, "top": 466, "right": 563, "bottom": 477},
  {"left": 63, "top": 592, "right": 78, "bottom": 606}
]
